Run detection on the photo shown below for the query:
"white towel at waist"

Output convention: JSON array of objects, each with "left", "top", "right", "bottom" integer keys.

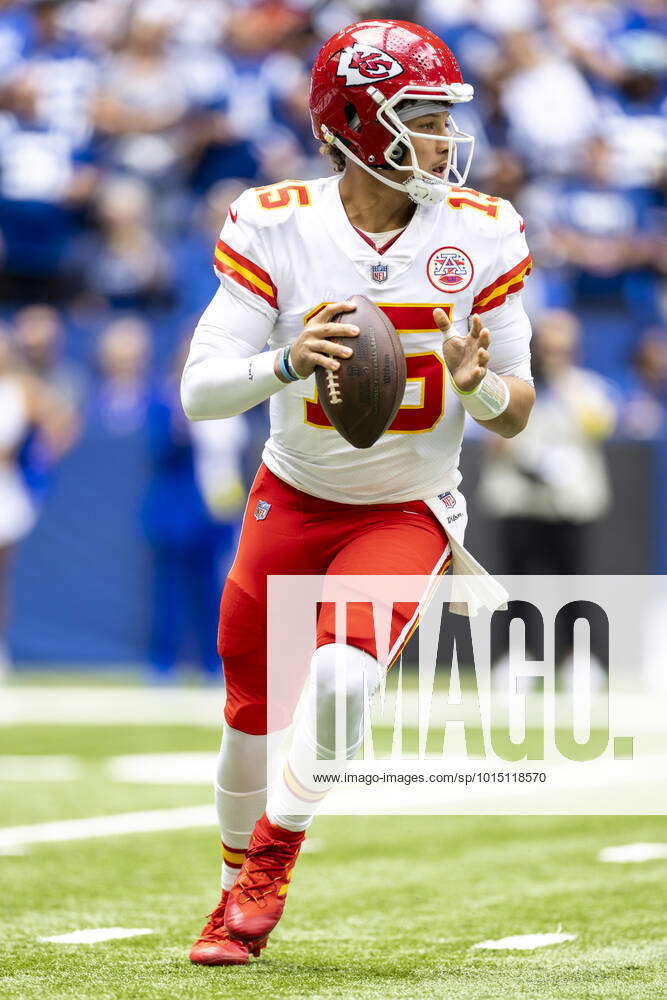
[{"left": 423, "top": 488, "right": 508, "bottom": 617}]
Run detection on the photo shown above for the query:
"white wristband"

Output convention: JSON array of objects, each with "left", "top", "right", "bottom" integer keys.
[{"left": 451, "top": 369, "right": 510, "bottom": 421}]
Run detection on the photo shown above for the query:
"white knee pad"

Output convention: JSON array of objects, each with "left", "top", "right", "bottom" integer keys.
[{"left": 307, "top": 642, "right": 381, "bottom": 759}]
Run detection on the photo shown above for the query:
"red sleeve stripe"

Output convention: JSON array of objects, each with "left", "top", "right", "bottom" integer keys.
[
  {"left": 215, "top": 239, "right": 277, "bottom": 293},
  {"left": 472, "top": 254, "right": 532, "bottom": 314},
  {"left": 214, "top": 239, "right": 278, "bottom": 309}
]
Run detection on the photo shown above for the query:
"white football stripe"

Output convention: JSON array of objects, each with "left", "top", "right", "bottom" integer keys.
[
  {"left": 0, "top": 805, "right": 323, "bottom": 852},
  {"left": 41, "top": 928, "right": 153, "bottom": 944},
  {"left": 599, "top": 842, "right": 667, "bottom": 863},
  {"left": 4, "top": 685, "right": 663, "bottom": 731},
  {"left": 473, "top": 932, "right": 577, "bottom": 951},
  {"left": 0, "top": 756, "right": 82, "bottom": 782},
  {"left": 108, "top": 752, "right": 216, "bottom": 784},
  {"left": 0, "top": 804, "right": 216, "bottom": 849}
]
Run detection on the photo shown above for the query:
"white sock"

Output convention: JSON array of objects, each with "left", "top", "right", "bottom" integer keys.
[
  {"left": 266, "top": 643, "right": 380, "bottom": 833},
  {"left": 215, "top": 720, "right": 289, "bottom": 889}
]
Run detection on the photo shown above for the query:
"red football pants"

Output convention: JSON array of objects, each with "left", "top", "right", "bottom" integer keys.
[{"left": 218, "top": 464, "right": 450, "bottom": 734}]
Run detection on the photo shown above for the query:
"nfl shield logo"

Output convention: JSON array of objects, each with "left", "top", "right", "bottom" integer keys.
[
  {"left": 254, "top": 500, "right": 271, "bottom": 521},
  {"left": 371, "top": 263, "right": 389, "bottom": 284},
  {"left": 438, "top": 492, "right": 456, "bottom": 509}
]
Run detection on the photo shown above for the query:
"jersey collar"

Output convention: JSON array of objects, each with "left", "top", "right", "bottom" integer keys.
[{"left": 315, "top": 176, "right": 438, "bottom": 286}]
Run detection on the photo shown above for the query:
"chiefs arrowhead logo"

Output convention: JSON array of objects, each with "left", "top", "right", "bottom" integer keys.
[{"left": 335, "top": 44, "right": 404, "bottom": 86}]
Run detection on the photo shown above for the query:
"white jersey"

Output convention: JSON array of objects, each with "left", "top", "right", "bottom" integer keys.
[{"left": 197, "top": 174, "right": 532, "bottom": 504}]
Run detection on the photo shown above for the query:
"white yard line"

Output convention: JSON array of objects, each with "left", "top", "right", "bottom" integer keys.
[
  {"left": 41, "top": 928, "right": 153, "bottom": 944},
  {"left": 0, "top": 804, "right": 216, "bottom": 850},
  {"left": 0, "top": 686, "right": 227, "bottom": 726},
  {"left": 0, "top": 804, "right": 323, "bottom": 853},
  {"left": 108, "top": 752, "right": 216, "bottom": 784},
  {"left": 599, "top": 843, "right": 667, "bottom": 863},
  {"left": 3, "top": 685, "right": 664, "bottom": 731},
  {"left": 473, "top": 932, "right": 577, "bottom": 951},
  {"left": 0, "top": 756, "right": 82, "bottom": 781}
]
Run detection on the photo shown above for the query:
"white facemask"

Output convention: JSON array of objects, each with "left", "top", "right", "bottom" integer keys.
[{"left": 323, "top": 83, "right": 475, "bottom": 205}]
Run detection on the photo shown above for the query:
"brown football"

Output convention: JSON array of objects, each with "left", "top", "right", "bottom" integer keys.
[{"left": 315, "top": 295, "right": 407, "bottom": 449}]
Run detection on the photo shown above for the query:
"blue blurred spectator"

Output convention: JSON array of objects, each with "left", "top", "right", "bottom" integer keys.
[
  {"left": 0, "top": 321, "right": 76, "bottom": 676},
  {"left": 14, "top": 302, "right": 87, "bottom": 404},
  {"left": 619, "top": 327, "right": 667, "bottom": 439},
  {"left": 0, "top": 69, "right": 97, "bottom": 302},
  {"left": 13, "top": 302, "right": 84, "bottom": 497},
  {"left": 92, "top": 6, "right": 192, "bottom": 185},
  {"left": 0, "top": 0, "right": 34, "bottom": 86},
  {"left": 187, "top": 5, "right": 312, "bottom": 193},
  {"left": 94, "top": 314, "right": 152, "bottom": 435},
  {"left": 499, "top": 29, "right": 600, "bottom": 173},
  {"left": 69, "top": 174, "right": 173, "bottom": 310},
  {"left": 14, "top": 0, "right": 99, "bottom": 143},
  {"left": 141, "top": 336, "right": 248, "bottom": 682},
  {"left": 170, "top": 177, "right": 246, "bottom": 315},
  {"left": 521, "top": 133, "right": 664, "bottom": 374},
  {"left": 0, "top": 0, "right": 662, "bottom": 336}
]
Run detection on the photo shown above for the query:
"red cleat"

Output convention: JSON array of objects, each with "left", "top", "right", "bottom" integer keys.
[
  {"left": 189, "top": 889, "right": 268, "bottom": 965},
  {"left": 225, "top": 814, "right": 305, "bottom": 942}
]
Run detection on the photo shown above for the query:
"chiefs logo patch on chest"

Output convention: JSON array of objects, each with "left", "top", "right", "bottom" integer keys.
[
  {"left": 427, "top": 246, "right": 474, "bottom": 293},
  {"left": 335, "top": 43, "right": 404, "bottom": 86}
]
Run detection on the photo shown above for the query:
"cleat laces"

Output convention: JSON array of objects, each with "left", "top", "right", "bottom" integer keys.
[
  {"left": 236, "top": 839, "right": 297, "bottom": 906},
  {"left": 198, "top": 902, "right": 231, "bottom": 942}
]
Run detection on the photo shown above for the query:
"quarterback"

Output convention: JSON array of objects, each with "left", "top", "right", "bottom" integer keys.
[{"left": 181, "top": 20, "right": 534, "bottom": 965}]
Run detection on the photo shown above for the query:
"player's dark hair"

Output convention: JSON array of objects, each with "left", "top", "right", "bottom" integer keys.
[{"left": 320, "top": 143, "right": 346, "bottom": 173}]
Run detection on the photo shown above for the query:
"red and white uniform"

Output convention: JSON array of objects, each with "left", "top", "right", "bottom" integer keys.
[
  {"left": 185, "top": 174, "right": 532, "bottom": 504},
  {"left": 182, "top": 175, "right": 532, "bottom": 733}
]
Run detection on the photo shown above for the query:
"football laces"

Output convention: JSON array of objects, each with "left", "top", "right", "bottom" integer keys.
[{"left": 325, "top": 367, "right": 342, "bottom": 405}]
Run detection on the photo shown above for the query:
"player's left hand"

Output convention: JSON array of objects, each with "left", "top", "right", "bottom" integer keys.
[{"left": 434, "top": 309, "right": 490, "bottom": 393}]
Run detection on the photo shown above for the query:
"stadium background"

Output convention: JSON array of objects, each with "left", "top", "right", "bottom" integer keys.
[
  {"left": 0, "top": 0, "right": 665, "bottom": 673},
  {"left": 1, "top": 5, "right": 666, "bottom": 999}
]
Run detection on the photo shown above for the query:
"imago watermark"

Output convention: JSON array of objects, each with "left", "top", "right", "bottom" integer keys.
[{"left": 266, "top": 575, "right": 667, "bottom": 815}]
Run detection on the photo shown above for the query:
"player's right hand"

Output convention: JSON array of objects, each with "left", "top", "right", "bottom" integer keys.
[{"left": 288, "top": 301, "right": 359, "bottom": 378}]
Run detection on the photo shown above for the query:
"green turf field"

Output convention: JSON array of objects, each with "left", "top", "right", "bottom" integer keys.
[{"left": 1, "top": 705, "right": 666, "bottom": 999}]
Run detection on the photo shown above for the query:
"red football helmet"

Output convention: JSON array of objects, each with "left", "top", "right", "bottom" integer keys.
[{"left": 310, "top": 20, "right": 475, "bottom": 204}]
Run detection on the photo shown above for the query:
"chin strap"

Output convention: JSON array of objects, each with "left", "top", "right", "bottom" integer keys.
[{"left": 322, "top": 125, "right": 450, "bottom": 206}]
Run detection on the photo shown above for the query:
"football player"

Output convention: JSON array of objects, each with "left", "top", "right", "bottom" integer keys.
[{"left": 182, "top": 20, "right": 535, "bottom": 965}]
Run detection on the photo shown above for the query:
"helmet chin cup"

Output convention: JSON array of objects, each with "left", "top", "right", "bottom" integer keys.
[{"left": 402, "top": 174, "right": 448, "bottom": 205}]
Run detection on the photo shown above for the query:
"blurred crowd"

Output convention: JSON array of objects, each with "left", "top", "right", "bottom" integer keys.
[
  {"left": 0, "top": 0, "right": 664, "bottom": 381},
  {"left": 0, "top": 0, "right": 666, "bottom": 672}
]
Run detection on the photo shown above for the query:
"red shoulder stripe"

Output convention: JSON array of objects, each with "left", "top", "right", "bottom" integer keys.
[
  {"left": 214, "top": 258, "right": 278, "bottom": 308},
  {"left": 216, "top": 240, "right": 276, "bottom": 294},
  {"left": 213, "top": 239, "right": 278, "bottom": 308},
  {"left": 473, "top": 254, "right": 532, "bottom": 308},
  {"left": 475, "top": 275, "right": 530, "bottom": 315},
  {"left": 472, "top": 254, "right": 533, "bottom": 314}
]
